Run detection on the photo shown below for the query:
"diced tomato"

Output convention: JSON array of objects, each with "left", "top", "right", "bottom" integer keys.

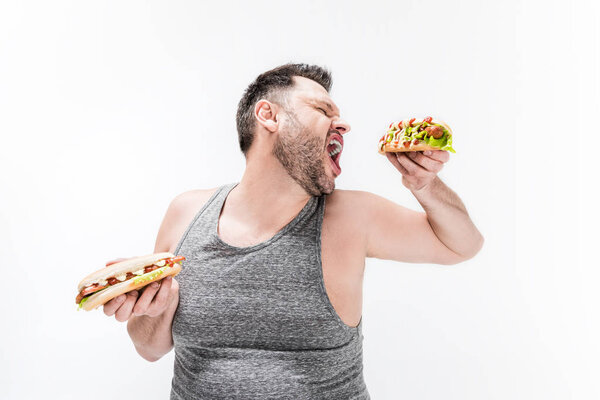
[
  {"left": 408, "top": 118, "right": 415, "bottom": 126},
  {"left": 107, "top": 277, "right": 119, "bottom": 285},
  {"left": 76, "top": 283, "right": 108, "bottom": 304},
  {"left": 423, "top": 116, "right": 432, "bottom": 123},
  {"left": 144, "top": 264, "right": 160, "bottom": 273},
  {"left": 167, "top": 256, "right": 186, "bottom": 265},
  {"left": 403, "top": 141, "right": 410, "bottom": 148}
]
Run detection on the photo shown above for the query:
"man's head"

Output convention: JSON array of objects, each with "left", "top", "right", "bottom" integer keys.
[{"left": 236, "top": 63, "right": 351, "bottom": 196}]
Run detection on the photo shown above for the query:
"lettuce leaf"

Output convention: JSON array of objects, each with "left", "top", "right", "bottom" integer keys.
[
  {"left": 77, "top": 296, "right": 90, "bottom": 311},
  {"left": 385, "top": 122, "right": 456, "bottom": 153},
  {"left": 77, "top": 286, "right": 110, "bottom": 311},
  {"left": 132, "top": 267, "right": 168, "bottom": 285}
]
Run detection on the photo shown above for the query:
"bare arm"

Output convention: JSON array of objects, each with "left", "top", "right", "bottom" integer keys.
[
  {"left": 119, "top": 189, "right": 216, "bottom": 361},
  {"left": 125, "top": 278, "right": 179, "bottom": 362},
  {"left": 364, "top": 191, "right": 470, "bottom": 264},
  {"left": 103, "top": 260, "right": 179, "bottom": 362},
  {"left": 102, "top": 193, "right": 189, "bottom": 361},
  {"left": 365, "top": 150, "right": 483, "bottom": 265},
  {"left": 410, "top": 176, "right": 484, "bottom": 259}
]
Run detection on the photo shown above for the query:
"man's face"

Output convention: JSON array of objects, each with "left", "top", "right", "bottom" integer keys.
[{"left": 272, "top": 77, "right": 350, "bottom": 196}]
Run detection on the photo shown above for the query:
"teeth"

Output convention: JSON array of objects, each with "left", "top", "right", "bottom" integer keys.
[
  {"left": 329, "top": 147, "right": 341, "bottom": 157},
  {"left": 327, "top": 138, "right": 342, "bottom": 158}
]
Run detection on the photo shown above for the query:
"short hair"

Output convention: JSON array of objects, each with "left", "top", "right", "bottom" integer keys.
[{"left": 236, "top": 63, "right": 333, "bottom": 156}]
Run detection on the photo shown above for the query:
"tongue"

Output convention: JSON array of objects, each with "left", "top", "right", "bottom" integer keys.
[
  {"left": 330, "top": 150, "right": 341, "bottom": 171},
  {"left": 327, "top": 143, "right": 336, "bottom": 153},
  {"left": 333, "top": 154, "right": 340, "bottom": 169}
]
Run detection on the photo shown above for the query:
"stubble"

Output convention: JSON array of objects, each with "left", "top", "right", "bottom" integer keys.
[{"left": 272, "top": 110, "right": 334, "bottom": 196}]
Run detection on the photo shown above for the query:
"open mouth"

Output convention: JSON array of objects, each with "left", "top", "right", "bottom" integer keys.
[{"left": 326, "top": 135, "right": 343, "bottom": 175}]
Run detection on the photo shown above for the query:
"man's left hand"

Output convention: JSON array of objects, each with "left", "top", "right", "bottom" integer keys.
[{"left": 385, "top": 150, "right": 450, "bottom": 192}]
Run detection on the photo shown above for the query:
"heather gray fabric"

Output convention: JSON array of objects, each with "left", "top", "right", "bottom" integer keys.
[{"left": 170, "top": 183, "right": 369, "bottom": 399}]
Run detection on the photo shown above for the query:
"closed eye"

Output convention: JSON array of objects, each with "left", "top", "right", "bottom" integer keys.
[{"left": 317, "top": 107, "right": 328, "bottom": 116}]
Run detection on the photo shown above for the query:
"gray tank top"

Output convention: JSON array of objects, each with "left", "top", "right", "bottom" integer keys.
[{"left": 170, "top": 183, "right": 369, "bottom": 399}]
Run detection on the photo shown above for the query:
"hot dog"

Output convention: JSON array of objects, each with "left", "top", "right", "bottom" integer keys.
[
  {"left": 75, "top": 252, "right": 184, "bottom": 311},
  {"left": 378, "top": 116, "right": 456, "bottom": 153}
]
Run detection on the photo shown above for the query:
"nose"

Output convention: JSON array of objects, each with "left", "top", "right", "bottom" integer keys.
[{"left": 332, "top": 118, "right": 351, "bottom": 135}]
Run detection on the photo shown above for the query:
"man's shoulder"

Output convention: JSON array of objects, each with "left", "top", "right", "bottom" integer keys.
[
  {"left": 325, "top": 189, "right": 397, "bottom": 230},
  {"left": 327, "top": 189, "right": 417, "bottom": 223},
  {"left": 326, "top": 188, "right": 378, "bottom": 211},
  {"left": 166, "top": 186, "right": 222, "bottom": 226},
  {"left": 155, "top": 187, "right": 220, "bottom": 253},
  {"left": 323, "top": 189, "right": 379, "bottom": 227},
  {"left": 322, "top": 189, "right": 380, "bottom": 254},
  {"left": 170, "top": 187, "right": 220, "bottom": 212}
]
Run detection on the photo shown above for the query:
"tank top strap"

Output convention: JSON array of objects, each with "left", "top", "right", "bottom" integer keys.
[
  {"left": 204, "top": 182, "right": 239, "bottom": 220},
  {"left": 173, "top": 182, "right": 238, "bottom": 255}
]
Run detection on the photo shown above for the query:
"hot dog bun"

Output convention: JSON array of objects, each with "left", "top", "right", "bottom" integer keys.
[
  {"left": 79, "top": 263, "right": 182, "bottom": 311},
  {"left": 77, "top": 252, "right": 174, "bottom": 292},
  {"left": 382, "top": 142, "right": 442, "bottom": 153}
]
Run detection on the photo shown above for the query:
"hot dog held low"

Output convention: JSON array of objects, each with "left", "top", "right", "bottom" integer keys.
[
  {"left": 75, "top": 252, "right": 185, "bottom": 311},
  {"left": 378, "top": 116, "right": 456, "bottom": 154}
]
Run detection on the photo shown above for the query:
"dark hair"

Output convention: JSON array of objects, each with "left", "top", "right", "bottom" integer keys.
[{"left": 236, "top": 63, "right": 333, "bottom": 156}]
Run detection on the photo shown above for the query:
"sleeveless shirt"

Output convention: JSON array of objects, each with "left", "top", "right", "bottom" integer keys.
[{"left": 170, "top": 183, "right": 369, "bottom": 399}]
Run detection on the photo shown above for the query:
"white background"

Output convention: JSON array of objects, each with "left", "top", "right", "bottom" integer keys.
[{"left": 1, "top": 1, "right": 598, "bottom": 399}]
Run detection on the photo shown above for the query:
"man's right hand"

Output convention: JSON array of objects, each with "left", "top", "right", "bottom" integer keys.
[{"left": 102, "top": 258, "right": 180, "bottom": 322}]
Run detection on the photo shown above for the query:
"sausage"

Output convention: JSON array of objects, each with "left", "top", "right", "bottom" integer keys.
[
  {"left": 76, "top": 283, "right": 108, "bottom": 304},
  {"left": 424, "top": 125, "right": 444, "bottom": 139}
]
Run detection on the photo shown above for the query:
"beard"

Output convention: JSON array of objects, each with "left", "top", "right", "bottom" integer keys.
[{"left": 272, "top": 110, "right": 335, "bottom": 197}]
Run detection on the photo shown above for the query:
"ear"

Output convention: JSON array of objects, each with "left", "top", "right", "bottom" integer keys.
[{"left": 254, "top": 100, "right": 279, "bottom": 133}]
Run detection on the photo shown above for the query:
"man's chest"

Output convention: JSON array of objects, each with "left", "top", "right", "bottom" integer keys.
[{"left": 169, "top": 193, "right": 366, "bottom": 328}]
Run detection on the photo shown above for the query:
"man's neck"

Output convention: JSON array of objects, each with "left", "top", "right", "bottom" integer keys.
[{"left": 224, "top": 154, "right": 312, "bottom": 230}]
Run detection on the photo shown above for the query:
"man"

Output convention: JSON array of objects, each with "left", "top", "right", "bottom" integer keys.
[{"left": 103, "top": 63, "right": 484, "bottom": 399}]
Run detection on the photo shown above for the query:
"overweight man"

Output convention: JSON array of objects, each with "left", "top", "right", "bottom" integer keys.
[{"left": 103, "top": 63, "right": 484, "bottom": 399}]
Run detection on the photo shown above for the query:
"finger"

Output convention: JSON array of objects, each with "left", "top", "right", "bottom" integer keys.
[
  {"left": 406, "top": 151, "right": 444, "bottom": 173},
  {"left": 103, "top": 294, "right": 127, "bottom": 316},
  {"left": 146, "top": 277, "right": 173, "bottom": 317},
  {"left": 423, "top": 150, "right": 450, "bottom": 163},
  {"left": 385, "top": 152, "right": 409, "bottom": 175},
  {"left": 133, "top": 282, "right": 161, "bottom": 316},
  {"left": 395, "top": 152, "right": 428, "bottom": 176},
  {"left": 114, "top": 290, "right": 139, "bottom": 322}
]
